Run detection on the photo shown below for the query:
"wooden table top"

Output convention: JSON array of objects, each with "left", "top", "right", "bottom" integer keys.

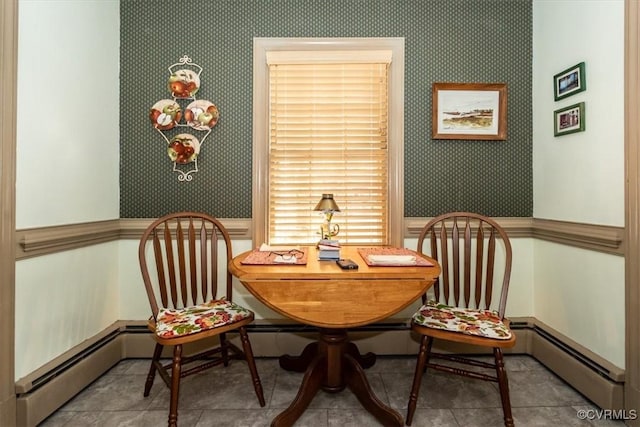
[{"left": 229, "top": 246, "right": 441, "bottom": 328}]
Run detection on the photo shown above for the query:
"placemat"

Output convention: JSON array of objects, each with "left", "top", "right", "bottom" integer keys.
[
  {"left": 241, "top": 248, "right": 308, "bottom": 265},
  {"left": 357, "top": 247, "right": 434, "bottom": 267}
]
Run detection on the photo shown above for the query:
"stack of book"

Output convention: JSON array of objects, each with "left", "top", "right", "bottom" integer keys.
[{"left": 317, "top": 239, "right": 341, "bottom": 260}]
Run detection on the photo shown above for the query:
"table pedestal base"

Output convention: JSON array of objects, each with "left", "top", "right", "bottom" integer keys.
[{"left": 271, "top": 328, "right": 403, "bottom": 427}]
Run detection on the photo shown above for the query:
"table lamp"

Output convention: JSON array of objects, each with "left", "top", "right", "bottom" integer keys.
[{"left": 314, "top": 193, "right": 340, "bottom": 240}]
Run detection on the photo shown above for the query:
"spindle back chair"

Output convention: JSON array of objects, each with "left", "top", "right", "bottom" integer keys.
[
  {"left": 138, "top": 212, "right": 265, "bottom": 427},
  {"left": 406, "top": 212, "right": 515, "bottom": 427}
]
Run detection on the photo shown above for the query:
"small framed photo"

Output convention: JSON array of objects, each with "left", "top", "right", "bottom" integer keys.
[
  {"left": 432, "top": 82, "right": 507, "bottom": 140},
  {"left": 554, "top": 102, "right": 585, "bottom": 137},
  {"left": 554, "top": 62, "right": 586, "bottom": 101}
]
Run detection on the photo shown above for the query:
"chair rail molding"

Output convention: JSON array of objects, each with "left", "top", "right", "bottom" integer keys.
[
  {"left": 532, "top": 218, "right": 624, "bottom": 255},
  {"left": 16, "top": 218, "right": 253, "bottom": 259},
  {"left": 15, "top": 216, "right": 624, "bottom": 260},
  {"left": 16, "top": 220, "right": 121, "bottom": 259},
  {"left": 406, "top": 217, "right": 624, "bottom": 255}
]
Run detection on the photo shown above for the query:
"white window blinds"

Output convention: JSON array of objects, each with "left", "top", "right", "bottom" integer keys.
[{"left": 267, "top": 51, "right": 391, "bottom": 245}]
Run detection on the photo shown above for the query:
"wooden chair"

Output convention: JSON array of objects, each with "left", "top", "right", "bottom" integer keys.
[
  {"left": 406, "top": 212, "right": 516, "bottom": 427},
  {"left": 138, "top": 212, "right": 265, "bottom": 427}
]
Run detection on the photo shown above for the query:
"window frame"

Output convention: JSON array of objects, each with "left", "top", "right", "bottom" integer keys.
[{"left": 252, "top": 37, "right": 405, "bottom": 247}]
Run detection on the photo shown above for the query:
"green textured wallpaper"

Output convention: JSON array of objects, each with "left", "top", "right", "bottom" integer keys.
[{"left": 120, "top": 0, "right": 532, "bottom": 218}]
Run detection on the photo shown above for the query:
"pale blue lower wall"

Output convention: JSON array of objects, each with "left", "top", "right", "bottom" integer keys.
[
  {"left": 14, "top": 242, "right": 120, "bottom": 381},
  {"left": 16, "top": 236, "right": 624, "bottom": 381},
  {"left": 533, "top": 240, "right": 625, "bottom": 368}
]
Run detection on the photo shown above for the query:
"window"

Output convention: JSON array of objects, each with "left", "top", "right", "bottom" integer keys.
[{"left": 253, "top": 38, "right": 405, "bottom": 247}]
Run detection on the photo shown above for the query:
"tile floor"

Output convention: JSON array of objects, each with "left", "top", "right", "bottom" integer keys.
[{"left": 39, "top": 354, "right": 624, "bottom": 427}]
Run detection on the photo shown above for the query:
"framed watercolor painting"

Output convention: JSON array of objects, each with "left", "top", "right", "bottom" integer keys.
[
  {"left": 554, "top": 62, "right": 586, "bottom": 101},
  {"left": 554, "top": 102, "right": 585, "bottom": 136},
  {"left": 432, "top": 82, "right": 507, "bottom": 140}
]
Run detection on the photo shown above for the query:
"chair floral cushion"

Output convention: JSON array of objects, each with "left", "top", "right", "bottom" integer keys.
[
  {"left": 412, "top": 300, "right": 512, "bottom": 340},
  {"left": 156, "top": 299, "right": 252, "bottom": 339}
]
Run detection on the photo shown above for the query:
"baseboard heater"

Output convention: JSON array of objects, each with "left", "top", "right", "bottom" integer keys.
[
  {"left": 15, "top": 319, "right": 625, "bottom": 426},
  {"left": 17, "top": 319, "right": 615, "bottom": 395},
  {"left": 16, "top": 329, "right": 121, "bottom": 398},
  {"left": 533, "top": 325, "right": 619, "bottom": 383}
]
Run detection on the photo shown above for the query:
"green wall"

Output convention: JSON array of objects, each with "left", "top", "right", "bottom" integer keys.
[{"left": 120, "top": 0, "right": 532, "bottom": 218}]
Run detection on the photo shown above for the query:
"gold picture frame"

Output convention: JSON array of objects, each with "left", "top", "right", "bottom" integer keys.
[{"left": 432, "top": 82, "right": 507, "bottom": 140}]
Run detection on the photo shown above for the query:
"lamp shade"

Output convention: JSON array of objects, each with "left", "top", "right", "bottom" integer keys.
[{"left": 314, "top": 194, "right": 340, "bottom": 212}]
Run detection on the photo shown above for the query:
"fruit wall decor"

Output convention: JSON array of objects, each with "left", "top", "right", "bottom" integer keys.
[{"left": 149, "top": 55, "right": 219, "bottom": 181}]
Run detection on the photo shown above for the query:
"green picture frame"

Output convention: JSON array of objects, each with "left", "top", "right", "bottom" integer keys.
[
  {"left": 554, "top": 62, "right": 586, "bottom": 101},
  {"left": 554, "top": 102, "right": 585, "bottom": 137}
]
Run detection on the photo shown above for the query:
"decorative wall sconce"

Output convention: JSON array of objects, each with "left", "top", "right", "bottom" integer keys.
[
  {"left": 149, "top": 55, "right": 219, "bottom": 181},
  {"left": 314, "top": 193, "right": 341, "bottom": 240}
]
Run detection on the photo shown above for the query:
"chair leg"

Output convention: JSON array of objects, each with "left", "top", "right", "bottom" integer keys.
[
  {"left": 406, "top": 336, "right": 433, "bottom": 426},
  {"left": 239, "top": 326, "right": 266, "bottom": 407},
  {"left": 168, "top": 345, "right": 182, "bottom": 427},
  {"left": 423, "top": 335, "right": 434, "bottom": 371},
  {"left": 144, "top": 343, "right": 163, "bottom": 396},
  {"left": 220, "top": 332, "right": 230, "bottom": 367},
  {"left": 494, "top": 348, "right": 514, "bottom": 427}
]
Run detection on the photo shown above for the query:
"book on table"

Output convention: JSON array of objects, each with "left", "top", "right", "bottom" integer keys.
[{"left": 317, "top": 239, "right": 340, "bottom": 260}]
